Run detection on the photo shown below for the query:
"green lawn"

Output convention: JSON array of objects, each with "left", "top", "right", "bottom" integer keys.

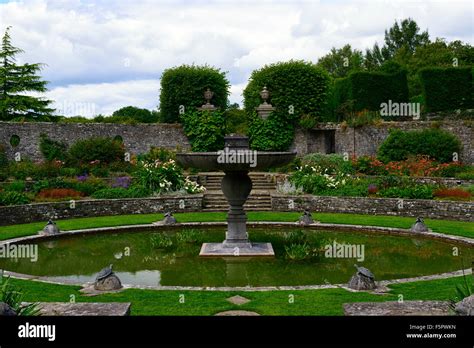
[
  {"left": 0, "top": 211, "right": 473, "bottom": 241},
  {"left": 9, "top": 275, "right": 471, "bottom": 316},
  {"left": 2, "top": 211, "right": 472, "bottom": 315}
]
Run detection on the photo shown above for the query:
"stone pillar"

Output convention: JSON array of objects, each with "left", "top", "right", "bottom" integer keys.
[{"left": 221, "top": 171, "right": 252, "bottom": 245}]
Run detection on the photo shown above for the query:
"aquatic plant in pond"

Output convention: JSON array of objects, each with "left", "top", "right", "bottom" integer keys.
[{"left": 0, "top": 227, "right": 472, "bottom": 288}]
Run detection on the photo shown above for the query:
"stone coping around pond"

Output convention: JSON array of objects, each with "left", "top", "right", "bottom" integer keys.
[
  {"left": 1, "top": 221, "right": 473, "bottom": 291},
  {"left": 30, "top": 302, "right": 131, "bottom": 316},
  {"left": 343, "top": 300, "right": 452, "bottom": 316},
  {"left": 271, "top": 194, "right": 474, "bottom": 222}
]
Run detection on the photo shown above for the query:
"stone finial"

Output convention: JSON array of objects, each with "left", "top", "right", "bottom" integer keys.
[
  {"left": 298, "top": 210, "right": 314, "bottom": 225},
  {"left": 260, "top": 86, "right": 270, "bottom": 105},
  {"left": 204, "top": 88, "right": 214, "bottom": 105},
  {"left": 41, "top": 220, "right": 60, "bottom": 235},
  {"left": 411, "top": 217, "right": 429, "bottom": 233},
  {"left": 256, "top": 86, "right": 275, "bottom": 120},
  {"left": 198, "top": 88, "right": 217, "bottom": 111}
]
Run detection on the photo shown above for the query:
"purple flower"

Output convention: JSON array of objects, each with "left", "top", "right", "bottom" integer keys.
[
  {"left": 76, "top": 174, "right": 89, "bottom": 182},
  {"left": 112, "top": 176, "right": 132, "bottom": 189}
]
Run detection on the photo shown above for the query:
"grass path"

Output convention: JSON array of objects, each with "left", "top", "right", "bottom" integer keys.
[
  {"left": 1, "top": 211, "right": 473, "bottom": 241},
  {"left": 10, "top": 275, "right": 471, "bottom": 316}
]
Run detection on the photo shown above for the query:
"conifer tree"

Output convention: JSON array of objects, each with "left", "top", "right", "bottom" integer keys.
[{"left": 0, "top": 26, "right": 54, "bottom": 121}]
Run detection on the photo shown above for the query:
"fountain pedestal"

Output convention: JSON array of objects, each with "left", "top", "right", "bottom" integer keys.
[
  {"left": 200, "top": 169, "right": 274, "bottom": 257},
  {"left": 176, "top": 131, "right": 295, "bottom": 257}
]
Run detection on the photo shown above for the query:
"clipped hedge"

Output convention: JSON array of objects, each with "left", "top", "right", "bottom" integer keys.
[
  {"left": 243, "top": 60, "right": 330, "bottom": 150},
  {"left": 419, "top": 66, "right": 473, "bottom": 112},
  {"left": 333, "top": 70, "right": 409, "bottom": 112},
  {"left": 159, "top": 64, "right": 230, "bottom": 123},
  {"left": 69, "top": 137, "right": 125, "bottom": 164},
  {"left": 243, "top": 60, "right": 330, "bottom": 122},
  {"left": 377, "top": 128, "right": 462, "bottom": 163}
]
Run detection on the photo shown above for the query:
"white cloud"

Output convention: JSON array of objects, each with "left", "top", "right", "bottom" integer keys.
[
  {"left": 48, "top": 79, "right": 160, "bottom": 117},
  {"left": 0, "top": 0, "right": 472, "bottom": 115}
]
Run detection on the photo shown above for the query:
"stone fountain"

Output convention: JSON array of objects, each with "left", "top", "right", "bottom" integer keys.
[{"left": 176, "top": 88, "right": 295, "bottom": 257}]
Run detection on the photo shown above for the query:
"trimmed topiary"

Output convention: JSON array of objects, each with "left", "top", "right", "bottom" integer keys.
[{"left": 159, "top": 64, "right": 230, "bottom": 123}]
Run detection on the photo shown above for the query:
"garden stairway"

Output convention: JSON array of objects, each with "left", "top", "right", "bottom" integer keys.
[{"left": 199, "top": 172, "right": 276, "bottom": 211}]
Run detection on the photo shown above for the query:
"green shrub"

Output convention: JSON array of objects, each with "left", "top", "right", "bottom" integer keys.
[
  {"left": 247, "top": 111, "right": 295, "bottom": 151},
  {"left": 160, "top": 64, "right": 230, "bottom": 123},
  {"left": 39, "top": 134, "right": 68, "bottom": 161},
  {"left": 4, "top": 181, "right": 25, "bottom": 192},
  {"left": 244, "top": 60, "right": 330, "bottom": 149},
  {"left": 456, "top": 170, "right": 474, "bottom": 180},
  {"left": 379, "top": 185, "right": 434, "bottom": 199},
  {"left": 0, "top": 144, "right": 8, "bottom": 168},
  {"left": 419, "top": 66, "right": 473, "bottom": 112},
  {"left": 68, "top": 137, "right": 125, "bottom": 165},
  {"left": 7, "top": 160, "right": 62, "bottom": 180},
  {"left": 377, "top": 128, "right": 461, "bottom": 163},
  {"left": 180, "top": 110, "right": 226, "bottom": 151},
  {"left": 301, "top": 154, "right": 354, "bottom": 175},
  {"left": 134, "top": 159, "right": 184, "bottom": 193},
  {"left": 0, "top": 190, "right": 30, "bottom": 206},
  {"left": 333, "top": 70, "right": 409, "bottom": 112},
  {"left": 91, "top": 186, "right": 149, "bottom": 199},
  {"left": 138, "top": 147, "right": 176, "bottom": 163}
]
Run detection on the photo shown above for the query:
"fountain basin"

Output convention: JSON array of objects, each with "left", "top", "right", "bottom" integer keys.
[{"left": 176, "top": 151, "right": 296, "bottom": 172}]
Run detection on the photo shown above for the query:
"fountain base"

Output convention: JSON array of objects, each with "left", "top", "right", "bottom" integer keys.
[{"left": 199, "top": 242, "right": 274, "bottom": 257}]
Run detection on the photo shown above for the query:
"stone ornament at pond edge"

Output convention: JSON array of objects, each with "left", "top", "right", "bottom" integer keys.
[
  {"left": 348, "top": 264, "right": 376, "bottom": 290},
  {"left": 411, "top": 217, "right": 429, "bottom": 233},
  {"left": 455, "top": 294, "right": 474, "bottom": 316},
  {"left": 94, "top": 264, "right": 122, "bottom": 291},
  {"left": 0, "top": 302, "right": 17, "bottom": 316},
  {"left": 162, "top": 212, "right": 177, "bottom": 225},
  {"left": 298, "top": 210, "right": 314, "bottom": 225},
  {"left": 41, "top": 220, "right": 60, "bottom": 235}
]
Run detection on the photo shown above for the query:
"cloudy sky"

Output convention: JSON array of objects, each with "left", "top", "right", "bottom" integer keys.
[{"left": 0, "top": 0, "right": 472, "bottom": 117}]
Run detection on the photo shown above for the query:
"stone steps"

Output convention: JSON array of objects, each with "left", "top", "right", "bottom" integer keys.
[{"left": 200, "top": 172, "right": 275, "bottom": 211}]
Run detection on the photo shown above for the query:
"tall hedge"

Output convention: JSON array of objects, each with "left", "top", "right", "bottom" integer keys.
[
  {"left": 243, "top": 60, "right": 330, "bottom": 150},
  {"left": 378, "top": 128, "right": 461, "bottom": 163},
  {"left": 333, "top": 70, "right": 409, "bottom": 112},
  {"left": 159, "top": 65, "right": 230, "bottom": 123},
  {"left": 419, "top": 66, "right": 473, "bottom": 112}
]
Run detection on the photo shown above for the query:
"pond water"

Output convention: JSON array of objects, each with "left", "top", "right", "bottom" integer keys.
[{"left": 0, "top": 227, "right": 472, "bottom": 287}]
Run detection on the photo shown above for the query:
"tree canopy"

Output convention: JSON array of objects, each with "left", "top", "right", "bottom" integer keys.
[{"left": 0, "top": 26, "right": 54, "bottom": 121}]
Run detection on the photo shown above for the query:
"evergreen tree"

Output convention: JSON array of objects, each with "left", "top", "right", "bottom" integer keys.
[{"left": 0, "top": 26, "right": 54, "bottom": 121}]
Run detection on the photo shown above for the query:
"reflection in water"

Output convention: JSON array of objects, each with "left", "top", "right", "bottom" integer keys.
[{"left": 0, "top": 227, "right": 472, "bottom": 287}]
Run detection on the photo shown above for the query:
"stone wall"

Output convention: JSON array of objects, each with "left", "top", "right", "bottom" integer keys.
[
  {"left": 0, "top": 195, "right": 202, "bottom": 226},
  {"left": 1, "top": 120, "right": 472, "bottom": 163},
  {"left": 294, "top": 120, "right": 474, "bottom": 164},
  {"left": 1, "top": 194, "right": 472, "bottom": 225},
  {"left": 271, "top": 194, "right": 474, "bottom": 222},
  {"left": 0, "top": 122, "right": 190, "bottom": 161}
]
